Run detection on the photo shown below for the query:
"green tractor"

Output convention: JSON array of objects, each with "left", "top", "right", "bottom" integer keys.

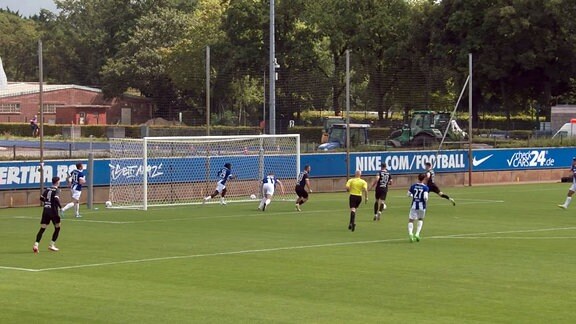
[{"left": 388, "top": 110, "right": 467, "bottom": 147}]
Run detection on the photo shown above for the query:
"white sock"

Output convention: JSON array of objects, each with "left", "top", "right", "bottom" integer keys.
[
  {"left": 204, "top": 196, "right": 211, "bottom": 200},
  {"left": 408, "top": 222, "right": 414, "bottom": 235},
  {"left": 565, "top": 197, "right": 572, "bottom": 207},
  {"left": 75, "top": 204, "right": 80, "bottom": 215},
  {"left": 62, "top": 202, "right": 74, "bottom": 212},
  {"left": 259, "top": 198, "right": 266, "bottom": 209},
  {"left": 416, "top": 220, "right": 423, "bottom": 235},
  {"left": 265, "top": 198, "right": 271, "bottom": 206},
  {"left": 50, "top": 241, "right": 55, "bottom": 246}
]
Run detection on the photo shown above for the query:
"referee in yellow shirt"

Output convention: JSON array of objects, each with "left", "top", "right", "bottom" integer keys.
[{"left": 345, "top": 170, "right": 369, "bottom": 232}]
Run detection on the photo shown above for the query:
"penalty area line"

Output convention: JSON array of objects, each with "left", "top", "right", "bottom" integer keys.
[
  {"left": 29, "top": 238, "right": 405, "bottom": 272},
  {"left": 0, "top": 265, "right": 39, "bottom": 272},
  {"left": 4, "top": 226, "right": 576, "bottom": 273},
  {"left": 9, "top": 216, "right": 134, "bottom": 224},
  {"left": 435, "top": 236, "right": 576, "bottom": 240},
  {"left": 429, "top": 226, "right": 576, "bottom": 239}
]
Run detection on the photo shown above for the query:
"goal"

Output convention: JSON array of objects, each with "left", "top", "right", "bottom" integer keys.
[{"left": 108, "top": 134, "right": 300, "bottom": 210}]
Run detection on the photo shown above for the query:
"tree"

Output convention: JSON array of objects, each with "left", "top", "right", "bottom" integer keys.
[
  {"left": 164, "top": 0, "right": 229, "bottom": 121},
  {"left": 0, "top": 10, "right": 40, "bottom": 82},
  {"left": 351, "top": 0, "right": 420, "bottom": 122},
  {"left": 101, "top": 7, "right": 195, "bottom": 120},
  {"left": 430, "top": 0, "right": 576, "bottom": 126},
  {"left": 303, "top": 0, "right": 359, "bottom": 116},
  {"left": 219, "top": 0, "right": 326, "bottom": 128}
]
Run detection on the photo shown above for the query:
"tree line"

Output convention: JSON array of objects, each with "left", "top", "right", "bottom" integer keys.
[{"left": 1, "top": 0, "right": 575, "bottom": 130}]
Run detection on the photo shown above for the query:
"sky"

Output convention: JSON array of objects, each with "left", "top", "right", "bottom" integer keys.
[{"left": 1, "top": 0, "right": 59, "bottom": 16}]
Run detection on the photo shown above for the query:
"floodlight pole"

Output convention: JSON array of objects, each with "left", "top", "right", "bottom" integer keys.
[
  {"left": 269, "top": 0, "right": 276, "bottom": 135},
  {"left": 345, "top": 50, "right": 350, "bottom": 180},
  {"left": 38, "top": 39, "right": 45, "bottom": 198},
  {"left": 468, "top": 53, "right": 473, "bottom": 186},
  {"left": 206, "top": 46, "right": 211, "bottom": 136},
  {"left": 263, "top": 70, "right": 266, "bottom": 134}
]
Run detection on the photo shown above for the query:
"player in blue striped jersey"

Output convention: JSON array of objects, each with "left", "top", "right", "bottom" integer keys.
[
  {"left": 61, "top": 163, "right": 86, "bottom": 218},
  {"left": 258, "top": 172, "right": 285, "bottom": 211},
  {"left": 204, "top": 163, "right": 235, "bottom": 205},
  {"left": 407, "top": 173, "right": 429, "bottom": 243},
  {"left": 558, "top": 157, "right": 576, "bottom": 209}
]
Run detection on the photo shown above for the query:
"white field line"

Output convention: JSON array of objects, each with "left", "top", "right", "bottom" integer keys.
[
  {"left": 437, "top": 236, "right": 576, "bottom": 240},
  {"left": 400, "top": 197, "right": 505, "bottom": 203},
  {"left": 4, "top": 209, "right": 339, "bottom": 224},
  {"left": 10, "top": 216, "right": 133, "bottom": 224},
  {"left": 0, "top": 265, "right": 40, "bottom": 272},
  {"left": 2, "top": 226, "right": 576, "bottom": 273},
  {"left": 452, "top": 186, "right": 565, "bottom": 195},
  {"left": 4, "top": 196, "right": 505, "bottom": 225}
]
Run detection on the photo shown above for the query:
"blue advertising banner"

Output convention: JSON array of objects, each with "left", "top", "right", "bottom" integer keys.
[
  {"left": 300, "top": 148, "right": 575, "bottom": 177},
  {"left": 301, "top": 150, "right": 468, "bottom": 177},
  {"left": 0, "top": 160, "right": 109, "bottom": 190},
  {"left": 108, "top": 155, "right": 296, "bottom": 185},
  {"left": 1, "top": 147, "right": 574, "bottom": 190},
  {"left": 0, "top": 155, "right": 297, "bottom": 190},
  {"left": 468, "top": 148, "right": 572, "bottom": 171}
]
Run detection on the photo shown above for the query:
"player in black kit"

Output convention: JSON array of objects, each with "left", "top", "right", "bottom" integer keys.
[
  {"left": 369, "top": 162, "right": 392, "bottom": 221},
  {"left": 33, "top": 177, "right": 63, "bottom": 253},
  {"left": 424, "top": 162, "right": 455, "bottom": 206},
  {"left": 295, "top": 165, "right": 312, "bottom": 211}
]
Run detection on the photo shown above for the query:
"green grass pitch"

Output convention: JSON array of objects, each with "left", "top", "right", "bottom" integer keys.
[{"left": 1, "top": 183, "right": 576, "bottom": 323}]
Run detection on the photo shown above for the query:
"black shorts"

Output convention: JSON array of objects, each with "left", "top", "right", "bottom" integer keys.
[
  {"left": 349, "top": 195, "right": 362, "bottom": 208},
  {"left": 428, "top": 183, "right": 441, "bottom": 194},
  {"left": 41, "top": 208, "right": 60, "bottom": 225},
  {"left": 375, "top": 187, "right": 388, "bottom": 200},
  {"left": 295, "top": 185, "right": 309, "bottom": 199}
]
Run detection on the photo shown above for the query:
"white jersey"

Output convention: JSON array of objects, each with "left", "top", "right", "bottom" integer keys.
[
  {"left": 569, "top": 165, "right": 576, "bottom": 192},
  {"left": 262, "top": 175, "right": 278, "bottom": 196}
]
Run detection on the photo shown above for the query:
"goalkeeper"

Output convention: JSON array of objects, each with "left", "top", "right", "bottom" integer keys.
[{"left": 204, "top": 163, "right": 235, "bottom": 205}]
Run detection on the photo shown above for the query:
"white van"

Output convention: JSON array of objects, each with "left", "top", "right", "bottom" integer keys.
[{"left": 552, "top": 120, "right": 576, "bottom": 138}]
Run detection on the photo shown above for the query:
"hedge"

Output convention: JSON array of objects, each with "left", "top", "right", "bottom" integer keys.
[{"left": 0, "top": 120, "right": 540, "bottom": 142}]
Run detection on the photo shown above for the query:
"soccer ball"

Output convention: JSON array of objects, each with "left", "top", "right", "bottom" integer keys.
[
  {"left": 105, "top": 200, "right": 113, "bottom": 208},
  {"left": 250, "top": 194, "right": 257, "bottom": 199}
]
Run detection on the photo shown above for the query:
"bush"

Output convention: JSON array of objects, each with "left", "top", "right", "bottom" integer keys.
[
  {"left": 508, "top": 130, "right": 532, "bottom": 140},
  {"left": 0, "top": 123, "right": 264, "bottom": 139},
  {"left": 289, "top": 127, "right": 322, "bottom": 143}
]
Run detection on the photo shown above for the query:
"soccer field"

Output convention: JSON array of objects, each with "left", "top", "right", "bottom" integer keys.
[{"left": 1, "top": 183, "right": 575, "bottom": 323}]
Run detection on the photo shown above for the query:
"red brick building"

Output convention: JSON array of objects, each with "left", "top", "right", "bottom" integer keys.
[{"left": 0, "top": 83, "right": 153, "bottom": 125}]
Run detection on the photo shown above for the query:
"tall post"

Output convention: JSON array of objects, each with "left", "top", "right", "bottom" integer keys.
[
  {"left": 269, "top": 0, "right": 276, "bottom": 135},
  {"left": 345, "top": 50, "right": 350, "bottom": 179},
  {"left": 206, "top": 46, "right": 210, "bottom": 136},
  {"left": 143, "top": 137, "right": 148, "bottom": 211},
  {"left": 87, "top": 153, "right": 94, "bottom": 209},
  {"left": 468, "top": 53, "right": 473, "bottom": 186},
  {"left": 38, "top": 40, "right": 45, "bottom": 196},
  {"left": 263, "top": 70, "right": 266, "bottom": 134}
]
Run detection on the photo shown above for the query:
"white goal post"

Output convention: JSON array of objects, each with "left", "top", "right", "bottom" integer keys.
[{"left": 108, "top": 134, "right": 300, "bottom": 210}]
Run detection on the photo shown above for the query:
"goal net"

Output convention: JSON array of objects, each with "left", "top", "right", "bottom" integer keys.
[{"left": 108, "top": 134, "right": 300, "bottom": 210}]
